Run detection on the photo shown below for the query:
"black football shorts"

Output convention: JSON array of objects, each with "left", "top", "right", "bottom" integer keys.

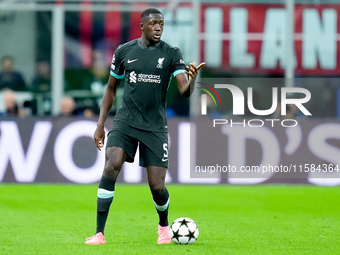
[{"left": 106, "top": 120, "right": 169, "bottom": 168}]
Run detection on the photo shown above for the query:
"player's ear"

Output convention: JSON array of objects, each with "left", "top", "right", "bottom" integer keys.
[{"left": 140, "top": 22, "right": 144, "bottom": 31}]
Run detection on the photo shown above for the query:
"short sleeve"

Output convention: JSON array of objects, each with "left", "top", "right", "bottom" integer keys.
[
  {"left": 110, "top": 46, "right": 125, "bottom": 79},
  {"left": 171, "top": 48, "right": 186, "bottom": 77}
]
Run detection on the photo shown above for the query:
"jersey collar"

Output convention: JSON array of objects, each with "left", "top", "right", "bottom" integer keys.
[{"left": 137, "top": 38, "right": 162, "bottom": 50}]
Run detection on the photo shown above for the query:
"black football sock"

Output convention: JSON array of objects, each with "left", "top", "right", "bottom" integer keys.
[
  {"left": 151, "top": 187, "right": 170, "bottom": 227},
  {"left": 96, "top": 175, "right": 116, "bottom": 235}
]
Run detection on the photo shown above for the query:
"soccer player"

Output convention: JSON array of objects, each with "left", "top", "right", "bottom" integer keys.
[{"left": 85, "top": 8, "right": 205, "bottom": 245}]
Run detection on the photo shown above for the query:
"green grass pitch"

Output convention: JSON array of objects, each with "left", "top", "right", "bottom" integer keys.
[{"left": 0, "top": 184, "right": 339, "bottom": 254}]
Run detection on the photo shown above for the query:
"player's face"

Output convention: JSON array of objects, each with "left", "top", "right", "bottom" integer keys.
[{"left": 141, "top": 13, "right": 164, "bottom": 43}]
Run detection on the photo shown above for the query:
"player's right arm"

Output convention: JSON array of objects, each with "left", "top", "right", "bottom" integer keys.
[
  {"left": 94, "top": 75, "right": 121, "bottom": 151},
  {"left": 94, "top": 45, "right": 125, "bottom": 150}
]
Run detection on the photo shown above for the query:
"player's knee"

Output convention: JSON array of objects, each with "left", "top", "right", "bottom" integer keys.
[
  {"left": 103, "top": 158, "right": 123, "bottom": 178},
  {"left": 148, "top": 171, "right": 166, "bottom": 191},
  {"left": 149, "top": 181, "right": 165, "bottom": 192}
]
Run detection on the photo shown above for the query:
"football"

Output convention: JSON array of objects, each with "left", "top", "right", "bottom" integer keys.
[{"left": 169, "top": 217, "right": 199, "bottom": 244}]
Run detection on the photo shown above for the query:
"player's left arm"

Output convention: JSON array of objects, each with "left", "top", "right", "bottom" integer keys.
[{"left": 176, "top": 62, "right": 205, "bottom": 98}]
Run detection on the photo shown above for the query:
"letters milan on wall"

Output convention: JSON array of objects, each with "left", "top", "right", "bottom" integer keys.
[
  {"left": 0, "top": 118, "right": 339, "bottom": 186},
  {"left": 201, "top": 4, "right": 340, "bottom": 75},
  {"left": 57, "top": 3, "right": 340, "bottom": 76}
]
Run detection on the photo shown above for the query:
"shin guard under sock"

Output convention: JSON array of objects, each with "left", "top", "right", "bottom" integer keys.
[
  {"left": 151, "top": 187, "right": 170, "bottom": 227},
  {"left": 96, "top": 175, "right": 116, "bottom": 234}
]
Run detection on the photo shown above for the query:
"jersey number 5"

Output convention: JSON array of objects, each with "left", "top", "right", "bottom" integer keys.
[{"left": 162, "top": 143, "right": 168, "bottom": 162}]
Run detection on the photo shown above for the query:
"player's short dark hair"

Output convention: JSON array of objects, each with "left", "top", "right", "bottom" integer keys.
[{"left": 141, "top": 8, "right": 163, "bottom": 20}]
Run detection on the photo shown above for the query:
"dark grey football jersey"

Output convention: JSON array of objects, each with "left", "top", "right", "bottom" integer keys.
[{"left": 110, "top": 39, "right": 186, "bottom": 132}]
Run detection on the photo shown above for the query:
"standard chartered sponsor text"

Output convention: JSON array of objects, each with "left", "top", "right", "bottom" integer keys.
[{"left": 138, "top": 73, "right": 161, "bottom": 83}]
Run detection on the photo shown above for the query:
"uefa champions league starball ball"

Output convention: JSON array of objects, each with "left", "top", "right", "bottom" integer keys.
[{"left": 169, "top": 217, "right": 199, "bottom": 244}]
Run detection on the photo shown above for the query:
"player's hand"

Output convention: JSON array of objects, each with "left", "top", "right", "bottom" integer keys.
[
  {"left": 93, "top": 126, "right": 105, "bottom": 151},
  {"left": 185, "top": 62, "right": 206, "bottom": 79}
]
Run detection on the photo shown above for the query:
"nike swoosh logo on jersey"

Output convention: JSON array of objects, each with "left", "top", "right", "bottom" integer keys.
[
  {"left": 127, "top": 59, "right": 138, "bottom": 63},
  {"left": 162, "top": 158, "right": 168, "bottom": 162}
]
